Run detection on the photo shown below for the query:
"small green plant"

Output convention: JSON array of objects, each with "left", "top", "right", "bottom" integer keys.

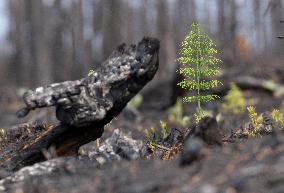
[
  {"left": 221, "top": 83, "right": 245, "bottom": 114},
  {"left": 128, "top": 94, "right": 143, "bottom": 109},
  {"left": 177, "top": 21, "right": 222, "bottom": 123},
  {"left": 194, "top": 109, "right": 213, "bottom": 124},
  {"left": 88, "top": 69, "right": 96, "bottom": 77},
  {"left": 160, "top": 120, "right": 168, "bottom": 139},
  {"left": 247, "top": 106, "right": 262, "bottom": 137},
  {"left": 144, "top": 120, "right": 171, "bottom": 151},
  {"left": 168, "top": 98, "right": 190, "bottom": 127},
  {"left": 271, "top": 109, "right": 284, "bottom": 128},
  {"left": 144, "top": 127, "right": 156, "bottom": 151}
]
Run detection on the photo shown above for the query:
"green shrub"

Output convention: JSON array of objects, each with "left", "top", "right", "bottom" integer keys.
[
  {"left": 168, "top": 98, "right": 190, "bottom": 127},
  {"left": 271, "top": 109, "right": 284, "bottom": 129},
  {"left": 144, "top": 120, "right": 170, "bottom": 151},
  {"left": 144, "top": 127, "right": 156, "bottom": 151},
  {"left": 221, "top": 83, "right": 245, "bottom": 114},
  {"left": 159, "top": 120, "right": 168, "bottom": 139},
  {"left": 246, "top": 106, "right": 262, "bottom": 137}
]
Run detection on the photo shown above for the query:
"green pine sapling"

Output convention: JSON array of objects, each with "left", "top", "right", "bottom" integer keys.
[{"left": 177, "top": 22, "right": 222, "bottom": 123}]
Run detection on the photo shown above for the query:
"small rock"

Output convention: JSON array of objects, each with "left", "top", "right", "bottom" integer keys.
[
  {"left": 0, "top": 168, "right": 11, "bottom": 179},
  {"left": 180, "top": 137, "right": 203, "bottom": 165},
  {"left": 180, "top": 117, "right": 222, "bottom": 166},
  {"left": 193, "top": 117, "right": 223, "bottom": 146},
  {"left": 0, "top": 157, "right": 94, "bottom": 192},
  {"left": 79, "top": 129, "right": 145, "bottom": 163}
]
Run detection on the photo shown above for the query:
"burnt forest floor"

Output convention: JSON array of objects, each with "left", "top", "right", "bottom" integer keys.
[{"left": 0, "top": 56, "right": 283, "bottom": 193}]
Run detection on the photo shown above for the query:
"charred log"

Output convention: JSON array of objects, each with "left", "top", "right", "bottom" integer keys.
[
  {"left": 1, "top": 37, "right": 159, "bottom": 171},
  {"left": 17, "top": 37, "right": 160, "bottom": 127}
]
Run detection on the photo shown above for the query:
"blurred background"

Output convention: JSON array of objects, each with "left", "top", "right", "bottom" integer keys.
[
  {"left": 0, "top": 0, "right": 283, "bottom": 127},
  {"left": 0, "top": 0, "right": 283, "bottom": 87}
]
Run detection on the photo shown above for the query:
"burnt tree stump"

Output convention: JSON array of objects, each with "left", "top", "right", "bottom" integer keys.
[{"left": 1, "top": 37, "right": 160, "bottom": 171}]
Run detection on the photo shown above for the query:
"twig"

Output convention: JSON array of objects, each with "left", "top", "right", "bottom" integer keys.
[{"left": 152, "top": 143, "right": 171, "bottom": 151}]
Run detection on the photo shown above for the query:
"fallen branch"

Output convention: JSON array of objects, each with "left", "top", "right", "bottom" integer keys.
[{"left": 213, "top": 76, "right": 284, "bottom": 97}]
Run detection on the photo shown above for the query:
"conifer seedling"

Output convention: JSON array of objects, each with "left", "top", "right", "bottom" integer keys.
[{"left": 177, "top": 22, "right": 222, "bottom": 123}]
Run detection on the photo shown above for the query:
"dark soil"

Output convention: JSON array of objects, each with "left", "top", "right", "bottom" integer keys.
[{"left": 3, "top": 134, "right": 284, "bottom": 193}]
